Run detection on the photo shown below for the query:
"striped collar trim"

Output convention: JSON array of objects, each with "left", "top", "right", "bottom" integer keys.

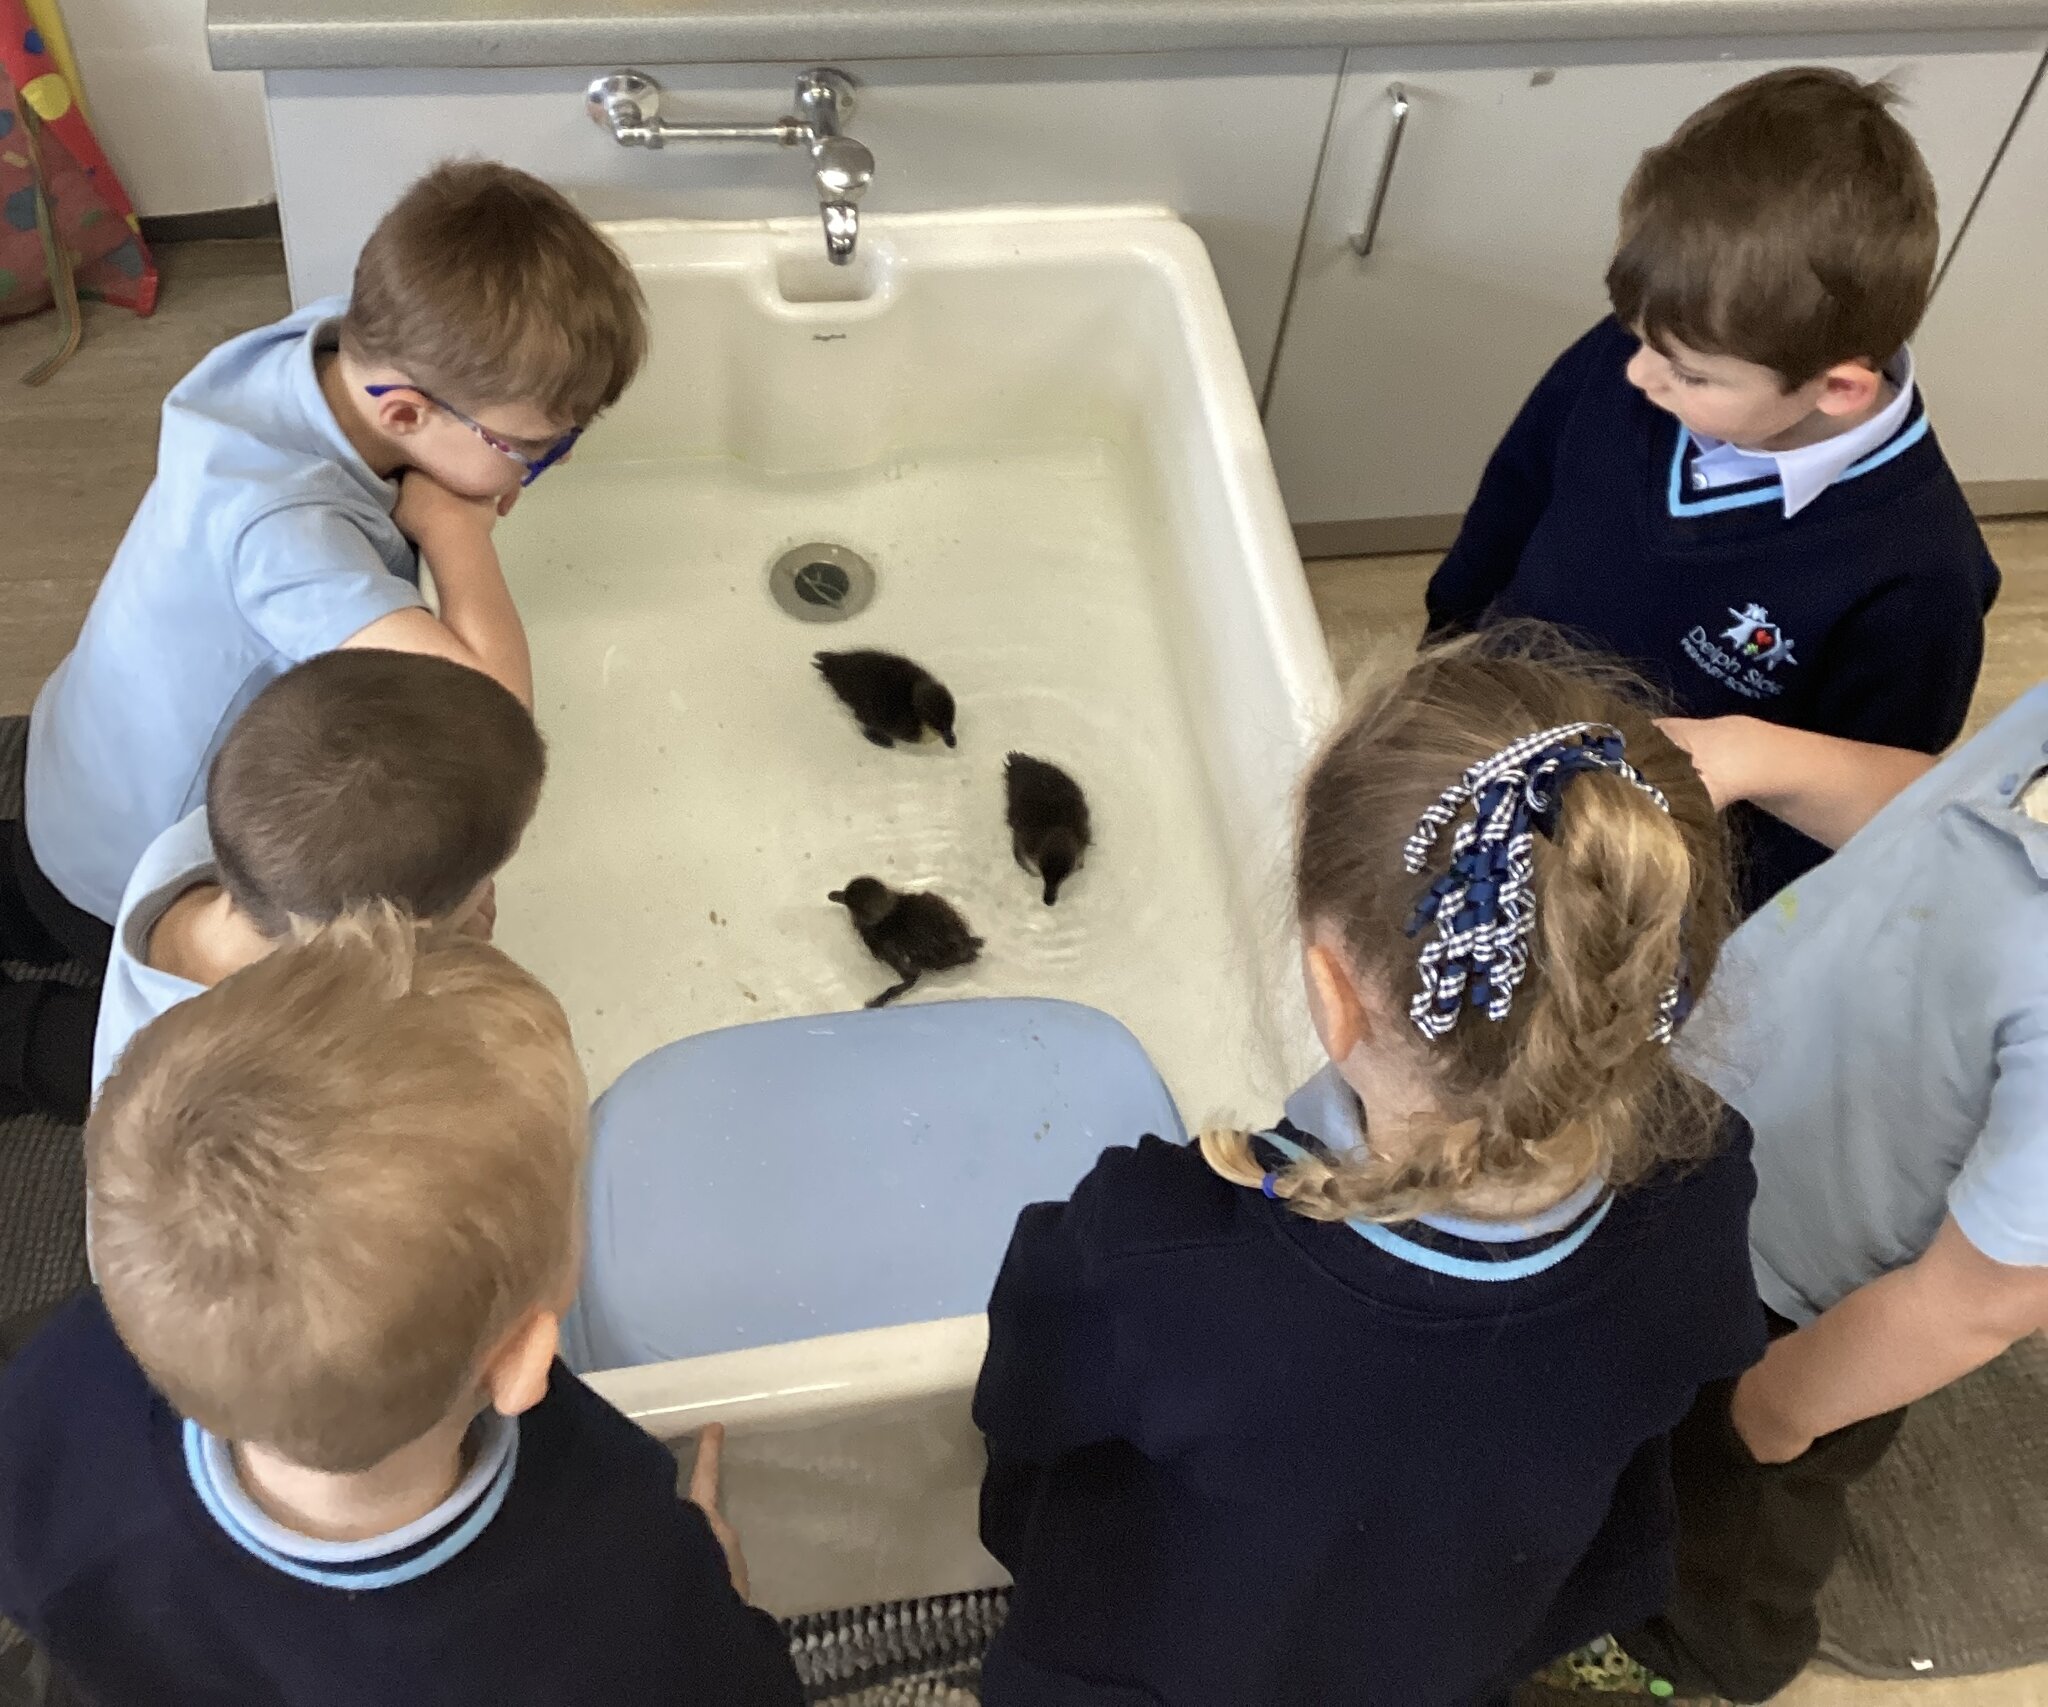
[
  {"left": 1665, "top": 396, "right": 1930, "bottom": 520},
  {"left": 184, "top": 1411, "right": 517, "bottom": 1591},
  {"left": 1260, "top": 1068, "right": 1613, "bottom": 1282}
]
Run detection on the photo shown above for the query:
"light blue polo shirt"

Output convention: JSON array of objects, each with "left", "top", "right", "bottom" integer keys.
[
  {"left": 91, "top": 807, "right": 214, "bottom": 1098},
  {"left": 26, "top": 298, "right": 425, "bottom": 920},
  {"left": 1686, "top": 683, "right": 2048, "bottom": 1323}
]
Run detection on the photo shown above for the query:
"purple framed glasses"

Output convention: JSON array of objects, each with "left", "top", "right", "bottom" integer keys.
[{"left": 364, "top": 384, "right": 583, "bottom": 486}]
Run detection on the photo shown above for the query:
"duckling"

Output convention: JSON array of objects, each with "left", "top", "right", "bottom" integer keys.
[
  {"left": 814, "top": 650, "right": 958, "bottom": 749},
  {"left": 828, "top": 877, "right": 984, "bottom": 1008},
  {"left": 1004, "top": 752, "right": 1092, "bottom": 905}
]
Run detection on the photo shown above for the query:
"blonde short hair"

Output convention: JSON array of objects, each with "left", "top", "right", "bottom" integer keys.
[
  {"left": 88, "top": 907, "right": 588, "bottom": 1473},
  {"left": 342, "top": 159, "right": 647, "bottom": 423}
]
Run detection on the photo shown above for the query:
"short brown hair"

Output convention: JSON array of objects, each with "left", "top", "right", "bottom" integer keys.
[
  {"left": 207, "top": 649, "right": 545, "bottom": 938},
  {"left": 89, "top": 908, "right": 588, "bottom": 1473},
  {"left": 1607, "top": 68, "right": 1937, "bottom": 386},
  {"left": 343, "top": 159, "right": 647, "bottom": 422},
  {"left": 1205, "top": 629, "right": 1734, "bottom": 1223}
]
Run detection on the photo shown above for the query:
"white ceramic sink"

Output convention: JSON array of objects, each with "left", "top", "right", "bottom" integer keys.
[
  {"left": 498, "top": 205, "right": 1331, "bottom": 1115},
  {"left": 493, "top": 206, "right": 1336, "bottom": 1613}
]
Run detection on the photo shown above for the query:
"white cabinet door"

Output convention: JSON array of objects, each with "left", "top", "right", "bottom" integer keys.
[
  {"left": 1263, "top": 34, "right": 2047, "bottom": 542},
  {"left": 1914, "top": 58, "right": 2048, "bottom": 498}
]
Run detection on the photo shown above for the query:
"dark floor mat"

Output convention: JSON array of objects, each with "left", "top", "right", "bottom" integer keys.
[
  {"left": 0, "top": 717, "right": 89, "bottom": 1326},
  {"left": 1818, "top": 1333, "right": 2048, "bottom": 1679},
  {"left": 0, "top": 1107, "right": 85, "bottom": 1325}
]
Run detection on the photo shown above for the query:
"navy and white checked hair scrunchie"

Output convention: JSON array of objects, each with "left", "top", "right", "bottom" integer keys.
[{"left": 1402, "top": 721, "right": 1690, "bottom": 1044}]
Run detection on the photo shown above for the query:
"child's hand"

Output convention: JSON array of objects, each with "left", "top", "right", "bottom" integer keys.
[
  {"left": 688, "top": 1422, "right": 752, "bottom": 1601},
  {"left": 1656, "top": 715, "right": 1765, "bottom": 811},
  {"left": 394, "top": 470, "right": 503, "bottom": 551}
]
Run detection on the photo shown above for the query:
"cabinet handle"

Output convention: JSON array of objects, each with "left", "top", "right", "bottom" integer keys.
[{"left": 1348, "top": 83, "right": 1410, "bottom": 257}]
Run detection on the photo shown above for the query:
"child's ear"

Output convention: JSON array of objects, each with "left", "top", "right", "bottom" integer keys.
[
  {"left": 481, "top": 1306, "right": 560, "bottom": 1419},
  {"left": 1304, "top": 930, "right": 1371, "bottom": 1063},
  {"left": 1813, "top": 358, "right": 1885, "bottom": 419},
  {"left": 371, "top": 388, "right": 433, "bottom": 440}
]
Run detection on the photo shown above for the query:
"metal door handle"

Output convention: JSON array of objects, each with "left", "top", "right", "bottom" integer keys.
[{"left": 1349, "top": 83, "right": 1410, "bottom": 257}]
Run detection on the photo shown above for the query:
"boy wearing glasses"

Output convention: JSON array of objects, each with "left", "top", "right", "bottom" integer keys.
[{"left": 0, "top": 162, "right": 643, "bottom": 1120}]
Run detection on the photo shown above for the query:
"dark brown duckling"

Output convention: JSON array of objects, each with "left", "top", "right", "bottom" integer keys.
[
  {"left": 1004, "top": 752, "right": 1092, "bottom": 905},
  {"left": 814, "top": 650, "right": 957, "bottom": 748},
  {"left": 828, "top": 877, "right": 984, "bottom": 1007}
]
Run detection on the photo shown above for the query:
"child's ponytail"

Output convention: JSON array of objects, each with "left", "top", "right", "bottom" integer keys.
[{"left": 1476, "top": 765, "right": 1708, "bottom": 1190}]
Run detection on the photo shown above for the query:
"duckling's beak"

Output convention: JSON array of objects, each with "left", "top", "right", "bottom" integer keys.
[{"left": 827, "top": 890, "right": 848, "bottom": 905}]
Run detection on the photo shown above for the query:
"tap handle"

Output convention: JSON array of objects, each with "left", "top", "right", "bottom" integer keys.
[{"left": 812, "top": 134, "right": 874, "bottom": 204}]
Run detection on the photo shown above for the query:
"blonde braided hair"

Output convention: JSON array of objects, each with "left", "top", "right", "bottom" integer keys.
[{"left": 1204, "top": 629, "right": 1732, "bottom": 1225}]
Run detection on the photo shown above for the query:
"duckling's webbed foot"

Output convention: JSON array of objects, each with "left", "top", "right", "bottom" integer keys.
[{"left": 866, "top": 972, "right": 920, "bottom": 1008}]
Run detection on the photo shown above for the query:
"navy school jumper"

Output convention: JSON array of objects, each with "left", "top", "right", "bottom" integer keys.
[
  {"left": 1425, "top": 318, "right": 1999, "bottom": 910},
  {"left": 974, "top": 1101, "right": 1767, "bottom": 1707},
  {"left": 0, "top": 1291, "right": 803, "bottom": 1707}
]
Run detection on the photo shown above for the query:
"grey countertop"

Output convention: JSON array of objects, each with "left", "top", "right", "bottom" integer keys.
[{"left": 208, "top": 0, "right": 2048, "bottom": 74}]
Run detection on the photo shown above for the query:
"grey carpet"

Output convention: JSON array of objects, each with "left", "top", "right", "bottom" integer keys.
[
  {"left": 1818, "top": 1333, "right": 2048, "bottom": 1679},
  {"left": 0, "top": 706, "right": 2041, "bottom": 1686},
  {"left": 0, "top": 717, "right": 89, "bottom": 1327}
]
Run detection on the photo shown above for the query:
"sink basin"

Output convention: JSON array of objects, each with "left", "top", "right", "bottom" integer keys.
[
  {"left": 493, "top": 205, "right": 1336, "bottom": 1615},
  {"left": 498, "top": 206, "right": 1333, "bottom": 1117}
]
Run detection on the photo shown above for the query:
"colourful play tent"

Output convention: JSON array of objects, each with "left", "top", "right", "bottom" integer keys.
[{"left": 0, "top": 0, "right": 156, "bottom": 382}]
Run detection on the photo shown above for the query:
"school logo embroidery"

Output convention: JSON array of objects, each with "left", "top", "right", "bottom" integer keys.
[
  {"left": 1720, "top": 603, "right": 1797, "bottom": 671},
  {"left": 1680, "top": 602, "right": 1796, "bottom": 701}
]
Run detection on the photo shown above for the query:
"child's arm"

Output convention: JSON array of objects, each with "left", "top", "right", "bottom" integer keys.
[
  {"left": 1734, "top": 1005, "right": 2048, "bottom": 1461},
  {"left": 1658, "top": 715, "right": 1938, "bottom": 850},
  {"left": 1730, "top": 1214, "right": 2048, "bottom": 1462},
  {"left": 659, "top": 1423, "right": 804, "bottom": 1704},
  {"left": 1424, "top": 323, "right": 1611, "bottom": 639},
  {"left": 341, "top": 472, "right": 534, "bottom": 708},
  {"left": 685, "top": 1424, "right": 749, "bottom": 1601}
]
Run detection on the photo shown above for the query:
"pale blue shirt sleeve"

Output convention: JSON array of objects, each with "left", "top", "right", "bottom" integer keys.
[
  {"left": 90, "top": 808, "right": 214, "bottom": 1102},
  {"left": 233, "top": 504, "right": 426, "bottom": 663},
  {"left": 1949, "top": 1003, "right": 2048, "bottom": 1268}
]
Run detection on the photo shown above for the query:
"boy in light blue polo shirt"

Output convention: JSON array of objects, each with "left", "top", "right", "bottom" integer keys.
[
  {"left": 1, "top": 160, "right": 643, "bottom": 1121},
  {"left": 1553, "top": 694, "right": 2048, "bottom": 1702},
  {"left": 92, "top": 651, "right": 545, "bottom": 1099}
]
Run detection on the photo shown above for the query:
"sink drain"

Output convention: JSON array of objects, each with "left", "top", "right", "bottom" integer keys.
[{"left": 769, "top": 542, "right": 876, "bottom": 623}]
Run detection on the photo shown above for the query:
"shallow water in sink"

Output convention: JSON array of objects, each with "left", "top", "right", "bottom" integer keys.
[{"left": 494, "top": 438, "right": 1296, "bottom": 1119}]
